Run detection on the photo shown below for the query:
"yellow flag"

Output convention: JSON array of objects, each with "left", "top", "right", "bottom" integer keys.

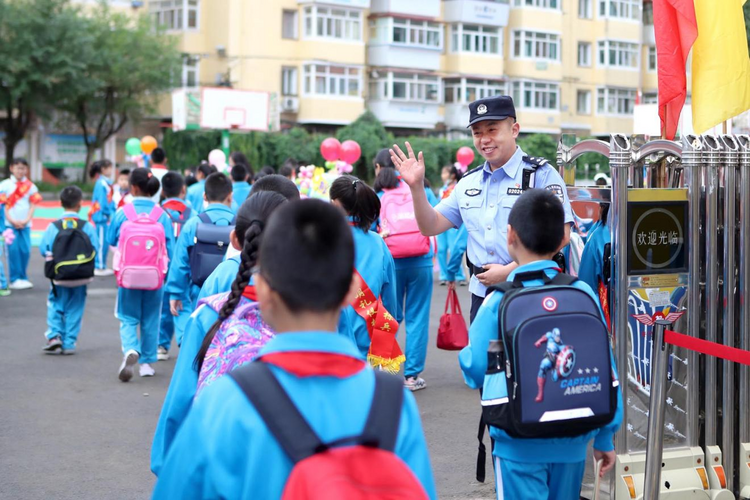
[{"left": 692, "top": 0, "right": 750, "bottom": 133}]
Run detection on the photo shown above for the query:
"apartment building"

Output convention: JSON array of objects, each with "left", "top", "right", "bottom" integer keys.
[{"left": 148, "top": 0, "right": 659, "bottom": 137}]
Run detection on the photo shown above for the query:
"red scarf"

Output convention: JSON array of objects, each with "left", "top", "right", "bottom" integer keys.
[
  {"left": 260, "top": 352, "right": 366, "bottom": 378},
  {"left": 242, "top": 285, "right": 257, "bottom": 301},
  {"left": 441, "top": 183, "right": 456, "bottom": 200},
  {"left": 6, "top": 179, "right": 34, "bottom": 209}
]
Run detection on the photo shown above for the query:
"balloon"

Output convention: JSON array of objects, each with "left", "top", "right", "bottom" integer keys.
[
  {"left": 215, "top": 162, "right": 229, "bottom": 173},
  {"left": 340, "top": 140, "right": 362, "bottom": 165},
  {"left": 141, "top": 136, "right": 158, "bottom": 155},
  {"left": 125, "top": 138, "right": 142, "bottom": 156},
  {"left": 208, "top": 149, "right": 227, "bottom": 167},
  {"left": 456, "top": 146, "right": 475, "bottom": 167},
  {"left": 320, "top": 137, "right": 341, "bottom": 162}
]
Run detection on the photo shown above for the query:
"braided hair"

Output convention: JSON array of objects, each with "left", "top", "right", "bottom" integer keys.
[{"left": 193, "top": 190, "right": 289, "bottom": 371}]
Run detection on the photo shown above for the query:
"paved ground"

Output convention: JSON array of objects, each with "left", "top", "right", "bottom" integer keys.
[{"left": 0, "top": 254, "right": 495, "bottom": 500}]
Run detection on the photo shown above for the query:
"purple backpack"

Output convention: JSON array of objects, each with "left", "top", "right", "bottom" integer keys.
[{"left": 196, "top": 292, "right": 276, "bottom": 395}]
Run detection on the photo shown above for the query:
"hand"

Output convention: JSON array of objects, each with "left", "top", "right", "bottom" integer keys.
[
  {"left": 390, "top": 142, "right": 425, "bottom": 188},
  {"left": 169, "top": 299, "right": 183, "bottom": 317},
  {"left": 534, "top": 339, "right": 544, "bottom": 348},
  {"left": 475, "top": 264, "right": 511, "bottom": 287},
  {"left": 593, "top": 449, "right": 616, "bottom": 477},
  {"left": 447, "top": 281, "right": 456, "bottom": 291}
]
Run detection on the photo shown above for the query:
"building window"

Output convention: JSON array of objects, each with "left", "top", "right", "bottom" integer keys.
[
  {"left": 392, "top": 18, "right": 442, "bottom": 49},
  {"left": 577, "top": 90, "right": 591, "bottom": 114},
  {"left": 577, "top": 42, "right": 591, "bottom": 66},
  {"left": 579, "top": 0, "right": 592, "bottom": 18},
  {"left": 282, "top": 67, "right": 298, "bottom": 96},
  {"left": 597, "top": 40, "right": 639, "bottom": 68},
  {"left": 282, "top": 10, "right": 298, "bottom": 39},
  {"left": 513, "top": 0, "right": 559, "bottom": 8},
  {"left": 371, "top": 73, "right": 440, "bottom": 102},
  {"left": 303, "top": 6, "right": 362, "bottom": 41},
  {"left": 597, "top": 87, "right": 636, "bottom": 115},
  {"left": 450, "top": 24, "right": 501, "bottom": 54},
  {"left": 513, "top": 31, "right": 560, "bottom": 61},
  {"left": 150, "top": 0, "right": 199, "bottom": 30},
  {"left": 598, "top": 0, "right": 641, "bottom": 21},
  {"left": 642, "top": 92, "right": 658, "bottom": 104},
  {"left": 648, "top": 46, "right": 657, "bottom": 71},
  {"left": 303, "top": 63, "right": 361, "bottom": 98},
  {"left": 182, "top": 57, "right": 199, "bottom": 88},
  {"left": 511, "top": 81, "right": 559, "bottom": 110},
  {"left": 444, "top": 78, "right": 505, "bottom": 104}
]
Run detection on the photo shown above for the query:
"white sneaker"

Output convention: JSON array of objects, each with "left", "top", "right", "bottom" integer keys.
[
  {"left": 157, "top": 346, "right": 169, "bottom": 361},
  {"left": 19, "top": 279, "right": 33, "bottom": 289},
  {"left": 118, "top": 349, "right": 139, "bottom": 382},
  {"left": 9, "top": 279, "right": 32, "bottom": 290},
  {"left": 139, "top": 363, "right": 155, "bottom": 377},
  {"left": 94, "top": 268, "right": 115, "bottom": 277},
  {"left": 404, "top": 376, "right": 426, "bottom": 392}
]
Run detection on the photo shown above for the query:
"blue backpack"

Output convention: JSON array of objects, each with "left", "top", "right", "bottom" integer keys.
[
  {"left": 481, "top": 270, "right": 618, "bottom": 438},
  {"left": 189, "top": 213, "right": 235, "bottom": 287}
]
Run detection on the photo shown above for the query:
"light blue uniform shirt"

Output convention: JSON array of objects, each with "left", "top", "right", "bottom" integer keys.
[
  {"left": 435, "top": 147, "right": 574, "bottom": 297},
  {"left": 186, "top": 180, "right": 206, "bottom": 214},
  {"left": 232, "top": 181, "right": 252, "bottom": 207},
  {"left": 39, "top": 212, "right": 100, "bottom": 256},
  {"left": 458, "top": 260, "right": 622, "bottom": 463},
  {"left": 91, "top": 177, "right": 115, "bottom": 224},
  {"left": 0, "top": 175, "right": 39, "bottom": 228},
  {"left": 197, "top": 254, "right": 241, "bottom": 303},
  {"left": 578, "top": 220, "right": 611, "bottom": 298}
]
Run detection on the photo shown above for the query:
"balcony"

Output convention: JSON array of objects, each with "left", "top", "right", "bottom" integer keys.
[
  {"left": 443, "top": 0, "right": 510, "bottom": 27},
  {"left": 367, "top": 16, "right": 443, "bottom": 70},
  {"left": 297, "top": 0, "right": 371, "bottom": 7},
  {"left": 368, "top": 46, "right": 441, "bottom": 71},
  {"left": 368, "top": 100, "right": 441, "bottom": 129},
  {"left": 444, "top": 104, "right": 470, "bottom": 130},
  {"left": 369, "top": 0, "right": 440, "bottom": 18}
]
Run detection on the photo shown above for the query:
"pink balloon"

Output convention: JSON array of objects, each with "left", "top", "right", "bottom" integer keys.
[
  {"left": 456, "top": 146, "right": 475, "bottom": 167},
  {"left": 340, "top": 140, "right": 362, "bottom": 165},
  {"left": 320, "top": 137, "right": 341, "bottom": 162}
]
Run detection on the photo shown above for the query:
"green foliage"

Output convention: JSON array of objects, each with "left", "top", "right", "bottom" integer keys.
[
  {"left": 574, "top": 137, "right": 610, "bottom": 180},
  {"left": 162, "top": 129, "right": 222, "bottom": 171},
  {"left": 335, "top": 111, "right": 394, "bottom": 180},
  {"left": 35, "top": 180, "right": 94, "bottom": 194}
]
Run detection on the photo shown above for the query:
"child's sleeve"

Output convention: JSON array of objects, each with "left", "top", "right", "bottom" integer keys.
[
  {"left": 85, "top": 221, "right": 100, "bottom": 255},
  {"left": 165, "top": 223, "right": 194, "bottom": 298},
  {"left": 29, "top": 183, "right": 42, "bottom": 205},
  {"left": 380, "top": 240, "right": 399, "bottom": 322},
  {"left": 458, "top": 291, "right": 502, "bottom": 389},
  {"left": 107, "top": 212, "right": 122, "bottom": 247},
  {"left": 445, "top": 225, "right": 468, "bottom": 282},
  {"left": 39, "top": 224, "right": 57, "bottom": 256},
  {"left": 160, "top": 213, "right": 176, "bottom": 261},
  {"left": 394, "top": 390, "right": 438, "bottom": 499}
]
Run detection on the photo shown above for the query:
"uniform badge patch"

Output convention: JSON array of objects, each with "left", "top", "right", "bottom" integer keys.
[
  {"left": 465, "top": 188, "right": 482, "bottom": 197},
  {"left": 507, "top": 188, "right": 523, "bottom": 195},
  {"left": 546, "top": 184, "right": 565, "bottom": 201},
  {"left": 477, "top": 104, "right": 488, "bottom": 115}
]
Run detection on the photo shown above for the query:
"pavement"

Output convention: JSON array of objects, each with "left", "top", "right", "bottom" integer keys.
[{"left": 0, "top": 254, "right": 495, "bottom": 500}]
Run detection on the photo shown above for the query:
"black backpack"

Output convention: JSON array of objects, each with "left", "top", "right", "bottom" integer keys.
[
  {"left": 189, "top": 213, "right": 235, "bottom": 287},
  {"left": 44, "top": 218, "right": 96, "bottom": 285},
  {"left": 480, "top": 270, "right": 618, "bottom": 439}
]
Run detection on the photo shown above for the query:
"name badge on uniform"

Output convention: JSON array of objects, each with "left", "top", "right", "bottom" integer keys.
[
  {"left": 546, "top": 184, "right": 565, "bottom": 202},
  {"left": 507, "top": 188, "right": 523, "bottom": 196},
  {"left": 465, "top": 188, "right": 482, "bottom": 197}
]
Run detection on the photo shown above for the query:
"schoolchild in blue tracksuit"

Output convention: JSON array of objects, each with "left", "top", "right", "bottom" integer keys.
[
  {"left": 89, "top": 160, "right": 115, "bottom": 274},
  {"left": 157, "top": 172, "right": 195, "bottom": 360},
  {"left": 374, "top": 158, "right": 437, "bottom": 392},
  {"left": 459, "top": 190, "right": 622, "bottom": 500},
  {"left": 445, "top": 224, "right": 469, "bottom": 284},
  {"left": 166, "top": 173, "right": 235, "bottom": 346},
  {"left": 437, "top": 165, "right": 467, "bottom": 285},
  {"left": 153, "top": 199, "right": 436, "bottom": 499},
  {"left": 578, "top": 205, "right": 611, "bottom": 301},
  {"left": 152, "top": 191, "right": 288, "bottom": 476},
  {"left": 231, "top": 164, "right": 252, "bottom": 207},
  {"left": 108, "top": 169, "right": 175, "bottom": 382},
  {"left": 185, "top": 163, "right": 215, "bottom": 214},
  {"left": 0, "top": 158, "right": 42, "bottom": 289},
  {"left": 0, "top": 195, "right": 9, "bottom": 295},
  {"left": 40, "top": 186, "right": 99, "bottom": 355},
  {"left": 329, "top": 176, "right": 398, "bottom": 359}
]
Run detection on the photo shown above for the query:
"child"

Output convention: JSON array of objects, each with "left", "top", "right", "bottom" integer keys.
[
  {"left": 40, "top": 186, "right": 99, "bottom": 354},
  {"left": 0, "top": 192, "right": 9, "bottom": 296},
  {"left": 151, "top": 190, "right": 288, "bottom": 476},
  {"left": 0, "top": 158, "right": 42, "bottom": 290},
  {"left": 374, "top": 160, "right": 437, "bottom": 392},
  {"left": 329, "top": 175, "right": 399, "bottom": 367},
  {"left": 108, "top": 169, "right": 175, "bottom": 381},
  {"left": 278, "top": 158, "right": 297, "bottom": 181},
  {"left": 185, "top": 162, "right": 216, "bottom": 214},
  {"left": 459, "top": 189, "right": 622, "bottom": 500},
  {"left": 165, "top": 172, "right": 234, "bottom": 346},
  {"left": 231, "top": 164, "right": 252, "bottom": 207},
  {"left": 113, "top": 169, "right": 133, "bottom": 210},
  {"left": 153, "top": 199, "right": 437, "bottom": 499},
  {"left": 89, "top": 159, "right": 116, "bottom": 276},
  {"left": 150, "top": 147, "right": 169, "bottom": 203},
  {"left": 158, "top": 172, "right": 195, "bottom": 360},
  {"left": 437, "top": 165, "right": 467, "bottom": 286},
  {"left": 196, "top": 174, "right": 301, "bottom": 302}
]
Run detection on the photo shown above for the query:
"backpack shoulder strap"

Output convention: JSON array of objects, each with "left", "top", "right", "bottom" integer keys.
[
  {"left": 123, "top": 203, "right": 137, "bottom": 221},
  {"left": 550, "top": 273, "right": 577, "bottom": 286},
  {"left": 148, "top": 205, "right": 164, "bottom": 221},
  {"left": 359, "top": 371, "right": 404, "bottom": 452},
  {"left": 198, "top": 212, "right": 212, "bottom": 224},
  {"left": 229, "top": 361, "right": 323, "bottom": 464}
]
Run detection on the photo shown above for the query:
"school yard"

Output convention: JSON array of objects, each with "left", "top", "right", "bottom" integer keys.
[{"left": 0, "top": 252, "right": 495, "bottom": 500}]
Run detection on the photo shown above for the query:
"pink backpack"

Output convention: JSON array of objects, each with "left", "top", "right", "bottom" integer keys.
[
  {"left": 113, "top": 204, "right": 169, "bottom": 290},
  {"left": 379, "top": 182, "right": 430, "bottom": 259}
]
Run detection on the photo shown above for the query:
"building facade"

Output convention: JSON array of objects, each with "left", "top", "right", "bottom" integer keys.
[{"left": 147, "top": 0, "right": 659, "bottom": 137}]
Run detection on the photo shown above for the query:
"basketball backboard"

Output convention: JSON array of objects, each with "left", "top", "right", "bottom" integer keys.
[{"left": 201, "top": 87, "right": 271, "bottom": 131}]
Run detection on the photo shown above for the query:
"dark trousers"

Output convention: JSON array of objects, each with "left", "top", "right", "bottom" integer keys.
[{"left": 470, "top": 293, "right": 485, "bottom": 324}]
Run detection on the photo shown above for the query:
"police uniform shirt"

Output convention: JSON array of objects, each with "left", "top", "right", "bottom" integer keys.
[{"left": 435, "top": 146, "right": 574, "bottom": 298}]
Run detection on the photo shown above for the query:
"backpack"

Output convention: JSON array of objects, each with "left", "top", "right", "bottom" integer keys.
[
  {"left": 189, "top": 212, "right": 235, "bottom": 287},
  {"left": 196, "top": 293, "right": 275, "bottom": 395},
  {"left": 43, "top": 218, "right": 95, "bottom": 287},
  {"left": 113, "top": 204, "right": 169, "bottom": 290},
  {"left": 480, "top": 270, "right": 618, "bottom": 438},
  {"left": 162, "top": 199, "right": 192, "bottom": 238},
  {"left": 230, "top": 363, "right": 429, "bottom": 500},
  {"left": 379, "top": 182, "right": 430, "bottom": 259}
]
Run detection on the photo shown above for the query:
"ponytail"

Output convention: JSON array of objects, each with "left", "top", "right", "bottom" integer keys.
[
  {"left": 330, "top": 175, "right": 380, "bottom": 231},
  {"left": 129, "top": 168, "right": 160, "bottom": 198}
]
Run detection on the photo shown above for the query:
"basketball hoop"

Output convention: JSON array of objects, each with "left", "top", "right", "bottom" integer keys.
[{"left": 224, "top": 108, "right": 246, "bottom": 130}]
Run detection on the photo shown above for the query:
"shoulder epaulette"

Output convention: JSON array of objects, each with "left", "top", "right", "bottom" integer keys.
[
  {"left": 522, "top": 155, "right": 551, "bottom": 171},
  {"left": 463, "top": 165, "right": 484, "bottom": 177}
]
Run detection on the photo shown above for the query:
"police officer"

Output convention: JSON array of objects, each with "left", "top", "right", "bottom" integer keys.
[{"left": 390, "top": 95, "right": 574, "bottom": 322}]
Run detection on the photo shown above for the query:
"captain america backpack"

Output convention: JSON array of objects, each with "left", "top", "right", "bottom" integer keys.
[{"left": 481, "top": 270, "right": 618, "bottom": 438}]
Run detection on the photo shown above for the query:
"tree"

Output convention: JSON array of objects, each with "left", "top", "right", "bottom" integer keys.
[
  {"left": 0, "top": 0, "right": 91, "bottom": 175},
  {"left": 59, "top": 4, "right": 182, "bottom": 168},
  {"left": 517, "top": 133, "right": 557, "bottom": 163},
  {"left": 336, "top": 111, "right": 394, "bottom": 180}
]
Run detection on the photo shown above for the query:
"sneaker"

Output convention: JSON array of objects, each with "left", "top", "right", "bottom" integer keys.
[
  {"left": 43, "top": 337, "right": 63, "bottom": 354},
  {"left": 61, "top": 348, "right": 76, "bottom": 355},
  {"left": 157, "top": 346, "right": 169, "bottom": 361},
  {"left": 118, "top": 349, "right": 139, "bottom": 382},
  {"left": 0, "top": 289, "right": 10, "bottom": 297},
  {"left": 94, "top": 268, "right": 115, "bottom": 277},
  {"left": 404, "top": 376, "right": 426, "bottom": 392},
  {"left": 9, "top": 280, "right": 24, "bottom": 290},
  {"left": 139, "top": 363, "right": 155, "bottom": 377}
]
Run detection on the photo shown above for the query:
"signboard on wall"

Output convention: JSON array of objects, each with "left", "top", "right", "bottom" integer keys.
[
  {"left": 627, "top": 200, "right": 688, "bottom": 275},
  {"left": 443, "top": 0, "right": 510, "bottom": 26},
  {"left": 41, "top": 134, "right": 90, "bottom": 169}
]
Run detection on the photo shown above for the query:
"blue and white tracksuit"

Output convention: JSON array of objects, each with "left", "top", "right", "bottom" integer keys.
[
  {"left": 91, "top": 176, "right": 115, "bottom": 270},
  {"left": 0, "top": 175, "right": 39, "bottom": 282},
  {"left": 197, "top": 255, "right": 240, "bottom": 303},
  {"left": 185, "top": 180, "right": 206, "bottom": 214}
]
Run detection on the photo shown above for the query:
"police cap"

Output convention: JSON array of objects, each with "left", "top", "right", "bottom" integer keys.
[{"left": 467, "top": 95, "right": 516, "bottom": 128}]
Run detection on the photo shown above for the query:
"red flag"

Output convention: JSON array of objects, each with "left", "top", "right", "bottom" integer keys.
[{"left": 653, "top": 0, "right": 698, "bottom": 140}]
